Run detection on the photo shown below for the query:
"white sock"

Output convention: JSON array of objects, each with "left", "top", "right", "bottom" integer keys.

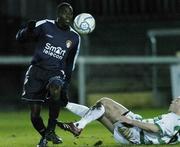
[
  {"left": 74, "top": 104, "right": 105, "bottom": 129},
  {"left": 66, "top": 102, "right": 89, "bottom": 117}
]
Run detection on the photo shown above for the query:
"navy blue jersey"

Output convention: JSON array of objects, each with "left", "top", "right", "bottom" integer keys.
[{"left": 16, "top": 19, "right": 81, "bottom": 86}]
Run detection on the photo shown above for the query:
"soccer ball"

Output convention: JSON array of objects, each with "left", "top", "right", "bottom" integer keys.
[{"left": 73, "top": 13, "right": 95, "bottom": 34}]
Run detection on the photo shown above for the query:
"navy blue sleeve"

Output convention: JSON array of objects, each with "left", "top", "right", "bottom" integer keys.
[
  {"left": 16, "top": 21, "right": 42, "bottom": 43},
  {"left": 16, "top": 27, "right": 32, "bottom": 42}
]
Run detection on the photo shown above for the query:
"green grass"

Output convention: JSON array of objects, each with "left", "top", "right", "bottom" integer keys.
[{"left": 0, "top": 108, "right": 179, "bottom": 147}]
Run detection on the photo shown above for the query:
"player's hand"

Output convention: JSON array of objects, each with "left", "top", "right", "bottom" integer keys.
[
  {"left": 27, "top": 20, "right": 36, "bottom": 31},
  {"left": 118, "top": 127, "right": 133, "bottom": 140},
  {"left": 124, "top": 129, "right": 133, "bottom": 140}
]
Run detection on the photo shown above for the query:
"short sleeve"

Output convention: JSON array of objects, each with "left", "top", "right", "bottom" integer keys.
[{"left": 154, "top": 114, "right": 177, "bottom": 136}]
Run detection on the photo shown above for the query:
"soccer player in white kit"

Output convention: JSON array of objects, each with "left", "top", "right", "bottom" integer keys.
[{"left": 58, "top": 96, "right": 180, "bottom": 145}]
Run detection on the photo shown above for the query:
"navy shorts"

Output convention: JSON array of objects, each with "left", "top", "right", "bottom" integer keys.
[{"left": 21, "top": 65, "right": 67, "bottom": 105}]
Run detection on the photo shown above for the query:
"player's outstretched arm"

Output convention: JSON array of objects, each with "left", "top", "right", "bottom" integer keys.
[
  {"left": 119, "top": 115, "right": 160, "bottom": 133},
  {"left": 16, "top": 20, "right": 36, "bottom": 42}
]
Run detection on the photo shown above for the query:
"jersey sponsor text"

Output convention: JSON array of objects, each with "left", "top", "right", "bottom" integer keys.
[{"left": 43, "top": 43, "right": 66, "bottom": 60}]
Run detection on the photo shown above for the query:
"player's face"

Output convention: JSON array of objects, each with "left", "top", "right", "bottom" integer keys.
[
  {"left": 57, "top": 5, "right": 73, "bottom": 28},
  {"left": 169, "top": 98, "right": 180, "bottom": 113}
]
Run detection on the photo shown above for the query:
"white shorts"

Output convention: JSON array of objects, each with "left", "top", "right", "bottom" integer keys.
[{"left": 113, "top": 111, "right": 143, "bottom": 144}]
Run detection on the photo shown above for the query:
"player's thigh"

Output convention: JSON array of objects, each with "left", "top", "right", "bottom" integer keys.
[
  {"left": 22, "top": 67, "right": 47, "bottom": 99},
  {"left": 23, "top": 65, "right": 45, "bottom": 90},
  {"left": 98, "top": 97, "right": 129, "bottom": 122}
]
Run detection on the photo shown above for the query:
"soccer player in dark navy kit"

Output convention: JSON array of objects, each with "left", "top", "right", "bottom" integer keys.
[{"left": 16, "top": 2, "right": 80, "bottom": 147}]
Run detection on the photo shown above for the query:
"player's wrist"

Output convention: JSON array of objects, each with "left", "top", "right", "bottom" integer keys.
[{"left": 128, "top": 119, "right": 133, "bottom": 125}]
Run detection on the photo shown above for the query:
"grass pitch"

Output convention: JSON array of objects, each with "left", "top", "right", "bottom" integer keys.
[{"left": 0, "top": 108, "right": 179, "bottom": 147}]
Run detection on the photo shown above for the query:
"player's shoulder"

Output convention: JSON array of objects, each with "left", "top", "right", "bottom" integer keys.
[{"left": 35, "top": 19, "right": 55, "bottom": 27}]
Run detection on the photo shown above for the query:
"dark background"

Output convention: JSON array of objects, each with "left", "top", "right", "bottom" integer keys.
[{"left": 1, "top": 0, "right": 180, "bottom": 107}]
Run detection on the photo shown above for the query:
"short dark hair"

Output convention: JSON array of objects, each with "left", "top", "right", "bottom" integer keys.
[{"left": 57, "top": 2, "right": 72, "bottom": 13}]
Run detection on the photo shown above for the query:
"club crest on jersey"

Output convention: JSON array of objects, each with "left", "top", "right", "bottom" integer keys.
[{"left": 66, "top": 40, "right": 72, "bottom": 48}]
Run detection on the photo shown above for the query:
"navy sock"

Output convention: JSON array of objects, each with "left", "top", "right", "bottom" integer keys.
[{"left": 31, "top": 116, "right": 46, "bottom": 137}]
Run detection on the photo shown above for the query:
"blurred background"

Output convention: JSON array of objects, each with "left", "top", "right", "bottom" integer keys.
[{"left": 1, "top": 0, "right": 180, "bottom": 109}]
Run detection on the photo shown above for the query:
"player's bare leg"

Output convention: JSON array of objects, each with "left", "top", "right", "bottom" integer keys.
[
  {"left": 57, "top": 101, "right": 105, "bottom": 136},
  {"left": 98, "top": 116, "right": 114, "bottom": 133},
  {"left": 60, "top": 101, "right": 114, "bottom": 133},
  {"left": 57, "top": 97, "right": 129, "bottom": 136},
  {"left": 97, "top": 97, "right": 129, "bottom": 124},
  {"left": 89, "top": 97, "right": 129, "bottom": 134}
]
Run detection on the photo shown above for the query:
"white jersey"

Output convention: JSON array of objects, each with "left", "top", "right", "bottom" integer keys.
[
  {"left": 113, "top": 112, "right": 180, "bottom": 144},
  {"left": 142, "top": 112, "right": 180, "bottom": 144}
]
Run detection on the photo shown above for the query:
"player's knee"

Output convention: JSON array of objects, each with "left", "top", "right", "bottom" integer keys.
[
  {"left": 97, "top": 97, "right": 111, "bottom": 107},
  {"left": 97, "top": 97, "right": 114, "bottom": 116},
  {"left": 48, "top": 75, "right": 64, "bottom": 101},
  {"left": 49, "top": 84, "right": 61, "bottom": 101}
]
